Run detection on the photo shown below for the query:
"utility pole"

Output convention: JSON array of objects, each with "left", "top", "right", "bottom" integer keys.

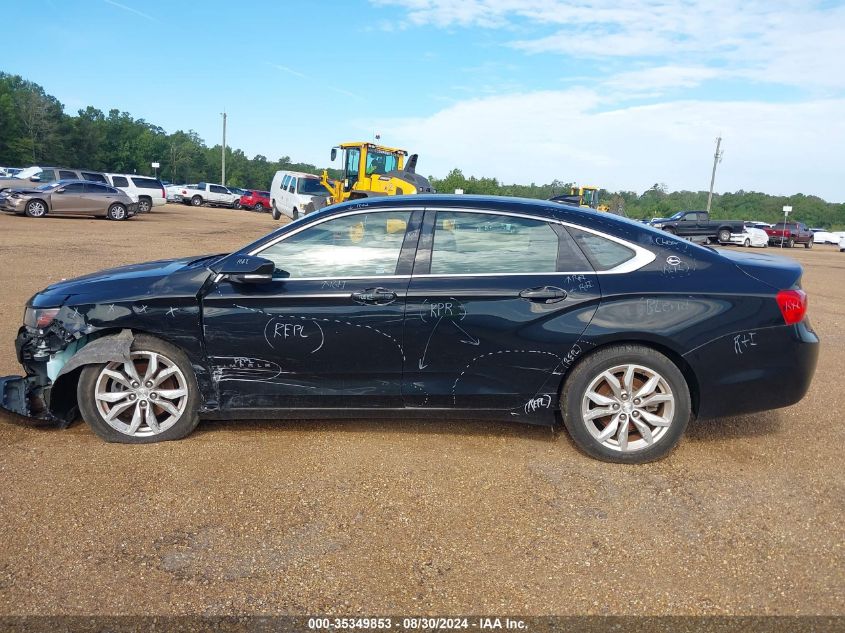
[
  {"left": 705, "top": 136, "right": 723, "bottom": 214},
  {"left": 221, "top": 110, "right": 227, "bottom": 185}
]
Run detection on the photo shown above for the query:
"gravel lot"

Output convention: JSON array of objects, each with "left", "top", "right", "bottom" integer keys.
[{"left": 0, "top": 204, "right": 842, "bottom": 616}]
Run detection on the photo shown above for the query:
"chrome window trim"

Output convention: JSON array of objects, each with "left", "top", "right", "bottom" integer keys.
[{"left": 246, "top": 205, "right": 655, "bottom": 280}]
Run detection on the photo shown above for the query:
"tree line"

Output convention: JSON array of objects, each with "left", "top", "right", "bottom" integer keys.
[{"left": 2, "top": 72, "right": 843, "bottom": 228}]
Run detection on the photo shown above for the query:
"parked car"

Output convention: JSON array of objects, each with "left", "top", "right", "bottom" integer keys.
[
  {"left": 0, "top": 166, "right": 109, "bottom": 192},
  {"left": 228, "top": 186, "right": 248, "bottom": 197},
  {"left": 270, "top": 170, "right": 330, "bottom": 220},
  {"left": 177, "top": 182, "right": 240, "bottom": 208},
  {"left": 166, "top": 184, "right": 190, "bottom": 202},
  {"left": 729, "top": 225, "right": 768, "bottom": 248},
  {"left": 0, "top": 167, "right": 22, "bottom": 177},
  {"left": 0, "top": 195, "right": 818, "bottom": 463},
  {"left": 812, "top": 230, "right": 840, "bottom": 245},
  {"left": 764, "top": 222, "right": 814, "bottom": 248},
  {"left": 105, "top": 174, "right": 166, "bottom": 213},
  {"left": 650, "top": 210, "right": 744, "bottom": 243},
  {"left": 744, "top": 221, "right": 772, "bottom": 230},
  {"left": 840, "top": 234, "right": 845, "bottom": 252},
  {"left": 240, "top": 190, "right": 271, "bottom": 212},
  {"left": 0, "top": 179, "right": 137, "bottom": 220}
]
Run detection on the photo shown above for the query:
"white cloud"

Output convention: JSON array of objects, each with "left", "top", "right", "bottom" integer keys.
[{"left": 372, "top": 90, "right": 845, "bottom": 201}]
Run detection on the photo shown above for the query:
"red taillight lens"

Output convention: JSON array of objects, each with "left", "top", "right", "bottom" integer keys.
[
  {"left": 25, "top": 307, "right": 60, "bottom": 329},
  {"left": 776, "top": 289, "right": 807, "bottom": 325}
]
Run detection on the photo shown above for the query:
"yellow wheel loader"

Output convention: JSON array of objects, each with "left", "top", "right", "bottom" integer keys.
[
  {"left": 550, "top": 185, "right": 610, "bottom": 211},
  {"left": 320, "top": 142, "right": 434, "bottom": 204}
]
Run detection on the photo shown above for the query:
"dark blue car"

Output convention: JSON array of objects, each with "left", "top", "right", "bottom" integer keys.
[{"left": 0, "top": 195, "right": 819, "bottom": 462}]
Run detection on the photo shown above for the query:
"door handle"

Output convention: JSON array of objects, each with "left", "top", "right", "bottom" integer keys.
[
  {"left": 351, "top": 287, "right": 397, "bottom": 305},
  {"left": 519, "top": 286, "right": 567, "bottom": 303}
]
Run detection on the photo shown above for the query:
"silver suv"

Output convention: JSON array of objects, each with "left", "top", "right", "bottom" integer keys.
[{"left": 0, "top": 167, "right": 109, "bottom": 192}]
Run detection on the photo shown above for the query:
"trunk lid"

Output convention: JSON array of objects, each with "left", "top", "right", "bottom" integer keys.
[{"left": 719, "top": 249, "right": 803, "bottom": 289}]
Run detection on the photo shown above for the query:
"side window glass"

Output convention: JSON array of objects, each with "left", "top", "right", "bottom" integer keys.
[
  {"left": 113, "top": 176, "right": 129, "bottom": 187},
  {"left": 38, "top": 170, "right": 56, "bottom": 182},
  {"left": 82, "top": 172, "right": 106, "bottom": 183},
  {"left": 430, "top": 211, "right": 560, "bottom": 275},
  {"left": 282, "top": 175, "right": 290, "bottom": 189},
  {"left": 258, "top": 211, "right": 412, "bottom": 278},
  {"left": 59, "top": 170, "right": 77, "bottom": 179},
  {"left": 566, "top": 227, "right": 635, "bottom": 271},
  {"left": 289, "top": 178, "right": 297, "bottom": 193},
  {"left": 62, "top": 183, "right": 85, "bottom": 193},
  {"left": 83, "top": 183, "right": 106, "bottom": 194}
]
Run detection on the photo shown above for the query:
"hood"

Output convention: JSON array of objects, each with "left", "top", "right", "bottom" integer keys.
[
  {"left": 31, "top": 254, "right": 224, "bottom": 307},
  {"left": 718, "top": 249, "right": 803, "bottom": 290}
]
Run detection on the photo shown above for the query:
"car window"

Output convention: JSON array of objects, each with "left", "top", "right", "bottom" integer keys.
[
  {"left": 281, "top": 175, "right": 290, "bottom": 190},
  {"left": 60, "top": 183, "right": 86, "bottom": 193},
  {"left": 258, "top": 211, "right": 413, "bottom": 279},
  {"left": 288, "top": 179, "right": 297, "bottom": 193},
  {"left": 112, "top": 176, "right": 129, "bottom": 187},
  {"left": 59, "top": 170, "right": 78, "bottom": 179},
  {"left": 81, "top": 172, "right": 107, "bottom": 183},
  {"left": 131, "top": 177, "right": 161, "bottom": 189},
  {"left": 36, "top": 169, "right": 56, "bottom": 182},
  {"left": 83, "top": 183, "right": 107, "bottom": 194},
  {"left": 430, "top": 211, "right": 562, "bottom": 275},
  {"left": 210, "top": 184, "right": 227, "bottom": 194},
  {"left": 566, "top": 227, "right": 636, "bottom": 271}
]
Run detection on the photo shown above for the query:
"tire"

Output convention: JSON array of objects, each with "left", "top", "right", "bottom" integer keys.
[
  {"left": 805, "top": 240, "right": 813, "bottom": 249},
  {"left": 191, "top": 195, "right": 203, "bottom": 207},
  {"left": 106, "top": 203, "right": 127, "bottom": 221},
  {"left": 271, "top": 202, "right": 281, "bottom": 220},
  {"left": 233, "top": 200, "right": 241, "bottom": 210},
  {"left": 787, "top": 238, "right": 795, "bottom": 248},
  {"left": 293, "top": 207, "right": 300, "bottom": 220},
  {"left": 254, "top": 202, "right": 264, "bottom": 212},
  {"left": 561, "top": 344, "right": 692, "bottom": 464},
  {"left": 77, "top": 334, "right": 200, "bottom": 444},
  {"left": 25, "top": 199, "right": 47, "bottom": 218},
  {"left": 717, "top": 228, "right": 731, "bottom": 243},
  {"left": 743, "top": 238, "right": 750, "bottom": 247},
  {"left": 137, "top": 197, "right": 152, "bottom": 213}
]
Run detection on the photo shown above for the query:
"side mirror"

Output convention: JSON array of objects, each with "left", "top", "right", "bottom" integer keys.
[
  {"left": 330, "top": 148, "right": 337, "bottom": 161},
  {"left": 216, "top": 255, "right": 275, "bottom": 284},
  {"left": 55, "top": 188, "right": 66, "bottom": 193},
  {"left": 30, "top": 176, "right": 41, "bottom": 182}
]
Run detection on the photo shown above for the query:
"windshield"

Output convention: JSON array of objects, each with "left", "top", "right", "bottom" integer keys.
[
  {"left": 13, "top": 166, "right": 41, "bottom": 180},
  {"left": 365, "top": 150, "right": 399, "bottom": 176},
  {"left": 668, "top": 211, "right": 687, "bottom": 221},
  {"left": 298, "top": 178, "right": 327, "bottom": 196}
]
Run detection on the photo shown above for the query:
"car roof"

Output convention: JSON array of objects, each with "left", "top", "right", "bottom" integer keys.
[{"left": 277, "top": 170, "right": 319, "bottom": 179}]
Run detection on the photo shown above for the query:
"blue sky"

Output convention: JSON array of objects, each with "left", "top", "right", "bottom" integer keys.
[{"left": 4, "top": 0, "right": 845, "bottom": 201}]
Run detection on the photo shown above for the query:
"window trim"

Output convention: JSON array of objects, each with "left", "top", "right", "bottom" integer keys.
[{"left": 246, "top": 206, "right": 655, "bottom": 281}]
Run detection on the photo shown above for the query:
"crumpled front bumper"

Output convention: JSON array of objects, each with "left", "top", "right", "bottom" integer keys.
[{"left": 0, "top": 374, "right": 65, "bottom": 425}]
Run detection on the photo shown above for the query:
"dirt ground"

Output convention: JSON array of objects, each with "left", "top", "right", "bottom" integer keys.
[{"left": 0, "top": 204, "right": 842, "bottom": 616}]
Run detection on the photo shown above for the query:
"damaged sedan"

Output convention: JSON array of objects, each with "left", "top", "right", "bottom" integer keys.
[{"left": 0, "top": 195, "right": 819, "bottom": 463}]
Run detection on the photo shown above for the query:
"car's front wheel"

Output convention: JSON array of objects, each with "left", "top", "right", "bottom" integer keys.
[
  {"left": 191, "top": 195, "right": 203, "bottom": 207},
  {"left": 25, "top": 199, "right": 47, "bottom": 218},
  {"left": 805, "top": 240, "right": 813, "bottom": 249},
  {"left": 78, "top": 334, "right": 200, "bottom": 443},
  {"left": 107, "top": 203, "right": 128, "bottom": 220},
  {"left": 561, "top": 344, "right": 691, "bottom": 463},
  {"left": 717, "top": 228, "right": 731, "bottom": 243}
]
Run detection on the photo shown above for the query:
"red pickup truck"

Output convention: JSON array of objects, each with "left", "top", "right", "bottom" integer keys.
[{"left": 764, "top": 222, "right": 813, "bottom": 248}]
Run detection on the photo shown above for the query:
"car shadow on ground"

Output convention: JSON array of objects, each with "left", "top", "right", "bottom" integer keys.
[
  {"left": 685, "top": 410, "right": 783, "bottom": 441},
  {"left": 192, "top": 415, "right": 560, "bottom": 443}
]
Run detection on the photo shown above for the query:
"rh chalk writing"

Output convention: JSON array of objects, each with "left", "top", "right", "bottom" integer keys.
[{"left": 733, "top": 332, "right": 757, "bottom": 355}]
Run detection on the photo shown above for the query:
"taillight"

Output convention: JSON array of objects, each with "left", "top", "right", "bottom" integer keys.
[
  {"left": 161, "top": 187, "right": 165, "bottom": 199},
  {"left": 776, "top": 289, "right": 807, "bottom": 325}
]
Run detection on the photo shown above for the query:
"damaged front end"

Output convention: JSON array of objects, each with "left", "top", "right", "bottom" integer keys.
[{"left": 0, "top": 305, "right": 133, "bottom": 427}]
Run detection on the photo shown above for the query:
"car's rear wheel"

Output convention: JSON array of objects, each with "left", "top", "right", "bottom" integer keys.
[
  {"left": 78, "top": 334, "right": 200, "bottom": 443},
  {"left": 25, "top": 199, "right": 47, "bottom": 218},
  {"left": 293, "top": 207, "right": 300, "bottom": 220},
  {"left": 561, "top": 345, "right": 691, "bottom": 463},
  {"left": 254, "top": 202, "right": 264, "bottom": 212},
  {"left": 717, "top": 228, "right": 731, "bottom": 243},
  {"left": 107, "top": 203, "right": 127, "bottom": 220},
  {"left": 191, "top": 195, "right": 203, "bottom": 206},
  {"left": 805, "top": 240, "right": 813, "bottom": 249},
  {"left": 743, "top": 238, "right": 750, "bottom": 247},
  {"left": 137, "top": 197, "right": 152, "bottom": 213}
]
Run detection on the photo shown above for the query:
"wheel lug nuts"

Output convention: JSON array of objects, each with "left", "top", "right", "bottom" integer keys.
[
  {"left": 145, "top": 381, "right": 153, "bottom": 388},
  {"left": 150, "top": 393, "right": 158, "bottom": 400},
  {"left": 632, "top": 411, "right": 639, "bottom": 417},
  {"left": 131, "top": 382, "right": 139, "bottom": 388},
  {"left": 620, "top": 414, "right": 628, "bottom": 420},
  {"left": 634, "top": 398, "right": 641, "bottom": 405},
  {"left": 140, "top": 400, "right": 147, "bottom": 407},
  {"left": 128, "top": 394, "right": 136, "bottom": 401},
  {"left": 621, "top": 393, "right": 628, "bottom": 400},
  {"left": 612, "top": 403, "right": 620, "bottom": 410}
]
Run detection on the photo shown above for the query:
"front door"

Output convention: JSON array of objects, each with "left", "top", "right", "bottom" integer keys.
[
  {"left": 50, "top": 182, "right": 90, "bottom": 214},
  {"left": 402, "top": 208, "right": 602, "bottom": 414},
  {"left": 202, "top": 208, "right": 422, "bottom": 411}
]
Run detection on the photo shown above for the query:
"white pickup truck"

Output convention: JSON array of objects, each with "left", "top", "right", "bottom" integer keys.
[{"left": 176, "top": 182, "right": 240, "bottom": 208}]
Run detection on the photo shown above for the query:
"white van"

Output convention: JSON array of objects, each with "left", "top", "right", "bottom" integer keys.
[
  {"left": 270, "top": 170, "right": 330, "bottom": 220},
  {"left": 105, "top": 174, "right": 166, "bottom": 213}
]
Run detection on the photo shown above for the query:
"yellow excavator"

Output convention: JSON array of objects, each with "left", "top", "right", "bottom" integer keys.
[
  {"left": 320, "top": 142, "right": 434, "bottom": 204},
  {"left": 550, "top": 185, "right": 610, "bottom": 211}
]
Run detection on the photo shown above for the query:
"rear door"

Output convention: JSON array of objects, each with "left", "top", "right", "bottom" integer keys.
[{"left": 401, "top": 207, "right": 602, "bottom": 413}]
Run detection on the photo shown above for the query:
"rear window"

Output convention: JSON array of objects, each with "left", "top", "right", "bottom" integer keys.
[
  {"left": 81, "top": 172, "right": 107, "bottom": 183},
  {"left": 566, "top": 227, "right": 635, "bottom": 271},
  {"left": 131, "top": 177, "right": 162, "bottom": 189}
]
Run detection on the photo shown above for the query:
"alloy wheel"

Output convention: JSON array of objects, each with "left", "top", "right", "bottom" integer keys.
[
  {"left": 27, "top": 201, "right": 46, "bottom": 217},
  {"left": 580, "top": 363, "right": 675, "bottom": 452},
  {"left": 94, "top": 351, "right": 189, "bottom": 437}
]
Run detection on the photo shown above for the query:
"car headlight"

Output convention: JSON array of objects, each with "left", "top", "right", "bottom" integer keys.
[{"left": 24, "top": 307, "right": 60, "bottom": 329}]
